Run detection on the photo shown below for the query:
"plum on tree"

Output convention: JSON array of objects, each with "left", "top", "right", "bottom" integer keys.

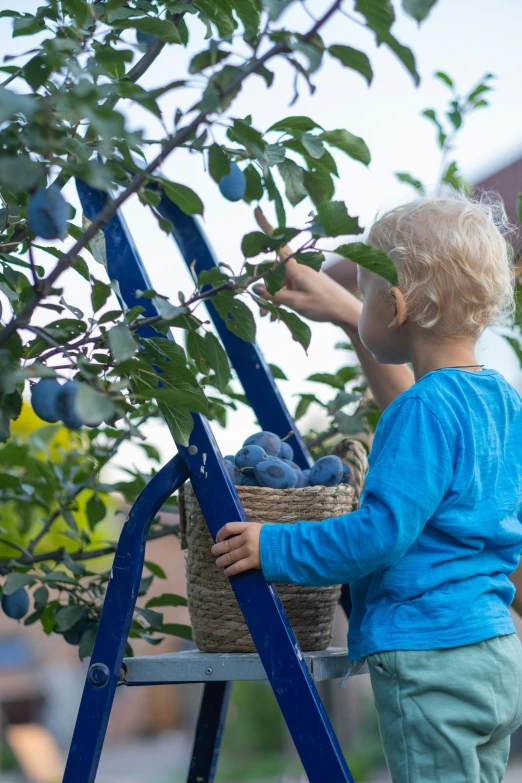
[
  {"left": 218, "top": 162, "right": 246, "bottom": 202},
  {"left": 136, "top": 31, "right": 157, "bottom": 50},
  {"left": 56, "top": 381, "right": 84, "bottom": 429},
  {"left": 243, "top": 431, "right": 281, "bottom": 458},
  {"left": 2, "top": 587, "right": 30, "bottom": 620},
  {"left": 31, "top": 378, "right": 62, "bottom": 423},
  {"left": 27, "top": 186, "right": 69, "bottom": 240}
]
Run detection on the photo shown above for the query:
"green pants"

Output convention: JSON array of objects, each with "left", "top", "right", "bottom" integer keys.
[{"left": 367, "top": 634, "right": 522, "bottom": 783}]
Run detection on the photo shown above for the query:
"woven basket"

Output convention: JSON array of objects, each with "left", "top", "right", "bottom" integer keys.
[{"left": 179, "top": 439, "right": 368, "bottom": 653}]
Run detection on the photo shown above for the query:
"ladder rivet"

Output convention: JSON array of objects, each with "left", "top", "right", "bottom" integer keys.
[
  {"left": 88, "top": 663, "right": 110, "bottom": 688},
  {"left": 188, "top": 445, "right": 198, "bottom": 455},
  {"left": 205, "top": 667, "right": 213, "bottom": 675}
]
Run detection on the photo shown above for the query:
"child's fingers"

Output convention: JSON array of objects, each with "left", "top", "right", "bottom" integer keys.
[
  {"left": 215, "top": 521, "right": 249, "bottom": 543},
  {"left": 224, "top": 555, "right": 257, "bottom": 577},
  {"left": 211, "top": 533, "right": 245, "bottom": 557},
  {"left": 215, "top": 543, "right": 250, "bottom": 570}
]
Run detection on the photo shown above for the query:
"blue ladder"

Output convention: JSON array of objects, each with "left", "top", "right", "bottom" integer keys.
[{"left": 62, "top": 181, "right": 357, "bottom": 783}]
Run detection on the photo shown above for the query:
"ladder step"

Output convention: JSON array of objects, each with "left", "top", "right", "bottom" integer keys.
[{"left": 120, "top": 647, "right": 368, "bottom": 685}]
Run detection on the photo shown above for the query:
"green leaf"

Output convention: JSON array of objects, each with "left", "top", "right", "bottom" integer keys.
[
  {"left": 396, "top": 172, "right": 424, "bottom": 192},
  {"left": 208, "top": 144, "right": 230, "bottom": 183},
  {"left": 91, "top": 279, "right": 111, "bottom": 313},
  {"left": 402, "top": 0, "right": 437, "bottom": 23},
  {"left": 268, "top": 363, "right": 288, "bottom": 380},
  {"left": 153, "top": 387, "right": 208, "bottom": 416},
  {"left": 379, "top": 32, "right": 420, "bottom": 86},
  {"left": 135, "top": 606, "right": 164, "bottom": 630},
  {"left": 79, "top": 625, "right": 97, "bottom": 661},
  {"left": 158, "top": 403, "right": 193, "bottom": 447},
  {"left": 320, "top": 130, "right": 370, "bottom": 166},
  {"left": 205, "top": 332, "right": 230, "bottom": 392},
  {"left": 55, "top": 605, "right": 87, "bottom": 633},
  {"left": 213, "top": 293, "right": 256, "bottom": 343},
  {"left": 162, "top": 181, "right": 203, "bottom": 216},
  {"left": 435, "top": 70, "right": 454, "bottom": 88},
  {"left": 334, "top": 242, "right": 398, "bottom": 285},
  {"left": 108, "top": 323, "right": 138, "bottom": 363},
  {"left": 145, "top": 561, "right": 166, "bottom": 579},
  {"left": 277, "top": 308, "right": 311, "bottom": 351},
  {"left": 300, "top": 133, "right": 325, "bottom": 160},
  {"left": 308, "top": 372, "right": 345, "bottom": 390},
  {"left": 265, "top": 143, "right": 286, "bottom": 166},
  {"left": 3, "top": 572, "right": 33, "bottom": 595},
  {"left": 161, "top": 623, "right": 193, "bottom": 640},
  {"left": 277, "top": 160, "right": 307, "bottom": 206},
  {"left": 316, "top": 202, "right": 363, "bottom": 237},
  {"left": 113, "top": 16, "right": 182, "bottom": 44},
  {"left": 243, "top": 164, "right": 264, "bottom": 203},
  {"left": 355, "top": 0, "right": 394, "bottom": 35},
  {"left": 334, "top": 411, "right": 364, "bottom": 435},
  {"left": 241, "top": 231, "right": 277, "bottom": 257},
  {"left": 230, "top": 0, "right": 260, "bottom": 34},
  {"left": 293, "top": 251, "right": 324, "bottom": 271},
  {"left": 505, "top": 336, "right": 522, "bottom": 368},
  {"left": 190, "top": 47, "right": 229, "bottom": 74},
  {"left": 264, "top": 263, "right": 286, "bottom": 296},
  {"left": 86, "top": 494, "right": 107, "bottom": 529},
  {"left": 295, "top": 394, "right": 317, "bottom": 420},
  {"left": 76, "top": 386, "right": 115, "bottom": 426},
  {"left": 268, "top": 116, "right": 324, "bottom": 133},
  {"left": 146, "top": 593, "right": 188, "bottom": 608},
  {"left": 328, "top": 45, "right": 373, "bottom": 85},
  {"left": 186, "top": 330, "right": 207, "bottom": 373},
  {"left": 0, "top": 155, "right": 44, "bottom": 189},
  {"left": 33, "top": 586, "right": 49, "bottom": 610}
]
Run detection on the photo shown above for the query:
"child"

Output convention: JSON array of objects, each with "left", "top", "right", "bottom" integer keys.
[{"left": 211, "top": 193, "right": 522, "bottom": 782}]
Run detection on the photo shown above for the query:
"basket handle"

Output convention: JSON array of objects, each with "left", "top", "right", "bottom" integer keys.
[{"left": 331, "top": 438, "right": 369, "bottom": 500}]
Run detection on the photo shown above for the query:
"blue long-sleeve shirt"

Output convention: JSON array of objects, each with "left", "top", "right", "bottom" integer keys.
[{"left": 260, "top": 368, "right": 522, "bottom": 659}]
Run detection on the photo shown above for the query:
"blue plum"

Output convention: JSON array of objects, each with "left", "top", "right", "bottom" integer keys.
[
  {"left": 31, "top": 379, "right": 62, "bottom": 423},
  {"left": 235, "top": 445, "right": 268, "bottom": 475},
  {"left": 2, "top": 587, "right": 30, "bottom": 620},
  {"left": 294, "top": 468, "right": 308, "bottom": 488},
  {"left": 255, "top": 459, "right": 298, "bottom": 489},
  {"left": 279, "top": 441, "right": 294, "bottom": 461},
  {"left": 218, "top": 162, "right": 246, "bottom": 202},
  {"left": 224, "top": 459, "right": 241, "bottom": 485},
  {"left": 308, "top": 455, "right": 343, "bottom": 487},
  {"left": 302, "top": 469, "right": 310, "bottom": 480},
  {"left": 243, "top": 431, "right": 281, "bottom": 458},
  {"left": 224, "top": 454, "right": 236, "bottom": 463},
  {"left": 340, "top": 460, "right": 352, "bottom": 485},
  {"left": 240, "top": 474, "right": 259, "bottom": 486},
  {"left": 27, "top": 186, "right": 69, "bottom": 240},
  {"left": 56, "top": 381, "right": 84, "bottom": 429}
]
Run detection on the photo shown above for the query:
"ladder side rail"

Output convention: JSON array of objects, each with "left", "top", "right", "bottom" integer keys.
[
  {"left": 179, "top": 416, "right": 354, "bottom": 783},
  {"left": 187, "top": 682, "right": 231, "bottom": 783},
  {"left": 63, "top": 455, "right": 189, "bottom": 783},
  {"left": 157, "top": 195, "right": 312, "bottom": 470},
  {"left": 75, "top": 181, "right": 354, "bottom": 782}
]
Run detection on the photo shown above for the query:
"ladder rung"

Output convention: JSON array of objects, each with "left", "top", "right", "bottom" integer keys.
[{"left": 120, "top": 647, "right": 368, "bottom": 685}]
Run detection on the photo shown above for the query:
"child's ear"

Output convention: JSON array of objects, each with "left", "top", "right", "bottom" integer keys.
[{"left": 389, "top": 287, "right": 407, "bottom": 328}]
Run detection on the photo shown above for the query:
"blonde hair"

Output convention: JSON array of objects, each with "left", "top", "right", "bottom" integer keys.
[{"left": 368, "top": 190, "right": 515, "bottom": 338}]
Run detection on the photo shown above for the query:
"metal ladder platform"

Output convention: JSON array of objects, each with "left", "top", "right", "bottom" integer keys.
[
  {"left": 121, "top": 647, "right": 367, "bottom": 685},
  {"left": 63, "top": 180, "right": 361, "bottom": 783}
]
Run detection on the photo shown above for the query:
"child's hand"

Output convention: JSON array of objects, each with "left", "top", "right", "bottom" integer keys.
[{"left": 211, "top": 522, "right": 264, "bottom": 577}]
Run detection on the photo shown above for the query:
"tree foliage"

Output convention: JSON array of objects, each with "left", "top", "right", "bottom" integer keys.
[{"left": 0, "top": 0, "right": 438, "bottom": 655}]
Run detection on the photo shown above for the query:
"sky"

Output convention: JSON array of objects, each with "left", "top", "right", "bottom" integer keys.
[{"left": 2, "top": 0, "right": 522, "bottom": 473}]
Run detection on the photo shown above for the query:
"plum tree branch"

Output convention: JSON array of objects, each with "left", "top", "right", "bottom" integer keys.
[
  {"left": 0, "top": 523, "right": 181, "bottom": 576},
  {"left": 0, "top": 0, "right": 342, "bottom": 350}
]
